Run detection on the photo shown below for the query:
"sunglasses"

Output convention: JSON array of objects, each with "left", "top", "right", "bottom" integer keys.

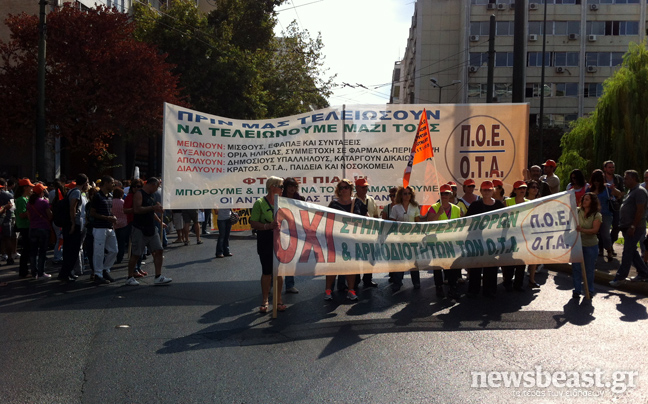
[{"left": 274, "top": 184, "right": 284, "bottom": 189}]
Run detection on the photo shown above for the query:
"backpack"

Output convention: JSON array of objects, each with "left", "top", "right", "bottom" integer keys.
[{"left": 52, "top": 192, "right": 71, "bottom": 228}]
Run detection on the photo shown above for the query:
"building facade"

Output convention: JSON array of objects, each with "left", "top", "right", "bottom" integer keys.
[{"left": 391, "top": 0, "right": 648, "bottom": 127}]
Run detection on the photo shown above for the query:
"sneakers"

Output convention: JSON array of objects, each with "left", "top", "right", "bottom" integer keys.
[
  {"left": 13, "top": 252, "right": 20, "bottom": 259},
  {"left": 324, "top": 289, "right": 333, "bottom": 301},
  {"left": 346, "top": 290, "right": 358, "bottom": 301},
  {"left": 133, "top": 271, "right": 144, "bottom": 278},
  {"left": 285, "top": 287, "right": 299, "bottom": 294},
  {"left": 35, "top": 273, "right": 52, "bottom": 280},
  {"left": 94, "top": 276, "right": 110, "bottom": 285},
  {"left": 609, "top": 278, "right": 625, "bottom": 287},
  {"left": 126, "top": 277, "right": 140, "bottom": 286},
  {"left": 630, "top": 275, "right": 648, "bottom": 282},
  {"left": 154, "top": 275, "right": 172, "bottom": 285},
  {"left": 103, "top": 271, "right": 115, "bottom": 282}
]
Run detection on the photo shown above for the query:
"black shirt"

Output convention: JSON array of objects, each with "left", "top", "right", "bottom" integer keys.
[
  {"left": 91, "top": 190, "right": 113, "bottom": 229},
  {"left": 466, "top": 199, "right": 505, "bottom": 216}
]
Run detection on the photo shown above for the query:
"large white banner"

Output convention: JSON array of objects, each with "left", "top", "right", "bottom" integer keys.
[
  {"left": 163, "top": 103, "right": 529, "bottom": 209},
  {"left": 274, "top": 191, "right": 583, "bottom": 276}
]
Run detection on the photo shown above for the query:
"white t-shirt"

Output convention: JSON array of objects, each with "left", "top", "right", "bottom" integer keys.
[{"left": 389, "top": 203, "right": 420, "bottom": 222}]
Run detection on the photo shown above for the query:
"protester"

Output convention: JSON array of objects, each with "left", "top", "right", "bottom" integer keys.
[
  {"left": 89, "top": 176, "right": 118, "bottom": 284},
  {"left": 540, "top": 159, "right": 560, "bottom": 194},
  {"left": 572, "top": 193, "right": 601, "bottom": 299},
  {"left": 354, "top": 177, "right": 379, "bottom": 288},
  {"left": 84, "top": 184, "right": 98, "bottom": 275},
  {"left": 48, "top": 180, "right": 66, "bottom": 265},
  {"left": 112, "top": 187, "right": 129, "bottom": 264},
  {"left": 0, "top": 178, "right": 16, "bottom": 266},
  {"left": 603, "top": 160, "right": 624, "bottom": 246},
  {"left": 381, "top": 187, "right": 398, "bottom": 220},
  {"left": 126, "top": 177, "right": 172, "bottom": 286},
  {"left": 59, "top": 174, "right": 89, "bottom": 282},
  {"left": 502, "top": 181, "right": 528, "bottom": 291},
  {"left": 566, "top": 169, "right": 588, "bottom": 206},
  {"left": 466, "top": 181, "right": 505, "bottom": 298},
  {"left": 325, "top": 179, "right": 362, "bottom": 301},
  {"left": 26, "top": 183, "right": 52, "bottom": 279},
  {"left": 390, "top": 185, "right": 422, "bottom": 292},
  {"left": 172, "top": 209, "right": 187, "bottom": 244},
  {"left": 610, "top": 170, "right": 648, "bottom": 286},
  {"left": 587, "top": 169, "right": 618, "bottom": 261},
  {"left": 425, "top": 184, "right": 461, "bottom": 298},
  {"left": 447, "top": 181, "right": 459, "bottom": 204},
  {"left": 525, "top": 165, "right": 551, "bottom": 197},
  {"left": 14, "top": 179, "right": 34, "bottom": 277},
  {"left": 182, "top": 209, "right": 202, "bottom": 245},
  {"left": 457, "top": 179, "right": 479, "bottom": 216},
  {"left": 123, "top": 179, "right": 147, "bottom": 277},
  {"left": 493, "top": 179, "right": 506, "bottom": 202},
  {"left": 214, "top": 208, "right": 233, "bottom": 259},
  {"left": 281, "top": 177, "right": 304, "bottom": 293},
  {"left": 249, "top": 176, "right": 285, "bottom": 311}
]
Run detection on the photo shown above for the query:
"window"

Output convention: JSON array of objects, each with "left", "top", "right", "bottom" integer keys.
[
  {"left": 525, "top": 83, "right": 552, "bottom": 97},
  {"left": 554, "top": 21, "right": 581, "bottom": 35},
  {"left": 470, "top": 21, "right": 490, "bottom": 36},
  {"left": 469, "top": 52, "right": 489, "bottom": 67},
  {"left": 555, "top": 83, "right": 579, "bottom": 96},
  {"left": 468, "top": 84, "right": 486, "bottom": 98},
  {"left": 496, "top": 21, "right": 515, "bottom": 36},
  {"left": 495, "top": 83, "right": 513, "bottom": 98},
  {"left": 495, "top": 52, "right": 515, "bottom": 67},
  {"left": 588, "top": 21, "right": 639, "bottom": 35},
  {"left": 585, "top": 52, "right": 625, "bottom": 66},
  {"left": 584, "top": 83, "right": 604, "bottom": 97},
  {"left": 587, "top": 0, "right": 639, "bottom": 4},
  {"left": 527, "top": 52, "right": 552, "bottom": 67},
  {"left": 554, "top": 52, "right": 579, "bottom": 66}
]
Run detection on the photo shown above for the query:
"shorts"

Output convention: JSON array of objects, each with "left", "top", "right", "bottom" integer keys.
[
  {"left": 173, "top": 212, "right": 184, "bottom": 230},
  {"left": 182, "top": 210, "right": 199, "bottom": 225},
  {"left": 1, "top": 220, "right": 15, "bottom": 238},
  {"left": 131, "top": 226, "right": 163, "bottom": 256}
]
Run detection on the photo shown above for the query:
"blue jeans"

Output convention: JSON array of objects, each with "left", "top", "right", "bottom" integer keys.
[
  {"left": 29, "top": 228, "right": 49, "bottom": 276},
  {"left": 285, "top": 276, "right": 295, "bottom": 289},
  {"left": 216, "top": 219, "right": 231, "bottom": 255},
  {"left": 572, "top": 245, "right": 598, "bottom": 294},
  {"left": 615, "top": 227, "right": 648, "bottom": 280}
]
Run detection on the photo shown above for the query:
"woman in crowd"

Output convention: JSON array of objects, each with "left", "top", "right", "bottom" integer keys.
[
  {"left": 26, "top": 183, "right": 52, "bottom": 279},
  {"left": 425, "top": 184, "right": 462, "bottom": 297},
  {"left": 390, "top": 185, "right": 422, "bottom": 291},
  {"left": 466, "top": 181, "right": 505, "bottom": 298},
  {"left": 587, "top": 169, "right": 620, "bottom": 261},
  {"left": 493, "top": 179, "right": 506, "bottom": 203},
  {"left": 281, "top": 177, "right": 304, "bottom": 293},
  {"left": 112, "top": 187, "right": 129, "bottom": 265},
  {"left": 324, "top": 179, "right": 363, "bottom": 301},
  {"left": 250, "top": 176, "right": 286, "bottom": 313},
  {"left": 503, "top": 181, "right": 529, "bottom": 291},
  {"left": 457, "top": 179, "right": 480, "bottom": 216},
  {"left": 123, "top": 179, "right": 147, "bottom": 276},
  {"left": 572, "top": 192, "right": 602, "bottom": 299},
  {"left": 381, "top": 187, "right": 398, "bottom": 220},
  {"left": 566, "top": 169, "right": 588, "bottom": 207},
  {"left": 14, "top": 179, "right": 33, "bottom": 277}
]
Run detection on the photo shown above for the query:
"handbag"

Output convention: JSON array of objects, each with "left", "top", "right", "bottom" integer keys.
[
  {"left": 606, "top": 187, "right": 620, "bottom": 212},
  {"left": 229, "top": 211, "right": 240, "bottom": 225}
]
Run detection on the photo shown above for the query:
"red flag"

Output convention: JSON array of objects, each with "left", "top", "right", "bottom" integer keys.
[{"left": 403, "top": 109, "right": 434, "bottom": 188}]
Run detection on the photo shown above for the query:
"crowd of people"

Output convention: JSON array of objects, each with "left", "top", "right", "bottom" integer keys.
[{"left": 1, "top": 158, "right": 647, "bottom": 313}]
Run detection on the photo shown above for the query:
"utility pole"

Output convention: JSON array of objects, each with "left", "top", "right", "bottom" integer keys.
[
  {"left": 486, "top": 14, "right": 496, "bottom": 103},
  {"left": 511, "top": 0, "right": 526, "bottom": 103},
  {"left": 538, "top": 0, "right": 548, "bottom": 163},
  {"left": 36, "top": 0, "right": 49, "bottom": 179}
]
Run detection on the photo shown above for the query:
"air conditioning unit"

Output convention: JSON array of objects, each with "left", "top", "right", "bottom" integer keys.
[
  {"left": 590, "top": 4, "right": 599, "bottom": 11},
  {"left": 568, "top": 33, "right": 579, "bottom": 40},
  {"left": 555, "top": 66, "right": 565, "bottom": 73},
  {"left": 588, "top": 34, "right": 597, "bottom": 42},
  {"left": 497, "top": 3, "right": 506, "bottom": 10},
  {"left": 470, "top": 35, "right": 480, "bottom": 42},
  {"left": 587, "top": 65, "right": 597, "bottom": 73},
  {"left": 509, "top": 3, "right": 516, "bottom": 9},
  {"left": 487, "top": 3, "right": 497, "bottom": 10},
  {"left": 469, "top": 66, "right": 479, "bottom": 73},
  {"left": 528, "top": 34, "right": 538, "bottom": 42},
  {"left": 529, "top": 3, "right": 538, "bottom": 10}
]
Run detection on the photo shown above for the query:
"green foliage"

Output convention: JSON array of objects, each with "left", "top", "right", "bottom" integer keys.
[
  {"left": 133, "top": 0, "right": 333, "bottom": 119},
  {"left": 559, "top": 41, "right": 648, "bottom": 186}
]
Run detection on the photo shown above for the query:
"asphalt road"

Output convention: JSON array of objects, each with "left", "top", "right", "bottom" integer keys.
[{"left": 1, "top": 233, "right": 647, "bottom": 404}]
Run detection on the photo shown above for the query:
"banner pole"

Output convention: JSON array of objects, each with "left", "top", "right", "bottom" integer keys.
[
  {"left": 272, "top": 194, "right": 279, "bottom": 318},
  {"left": 581, "top": 260, "right": 590, "bottom": 299}
]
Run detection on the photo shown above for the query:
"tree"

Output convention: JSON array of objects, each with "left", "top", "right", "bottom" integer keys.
[
  {"left": 0, "top": 4, "right": 185, "bottom": 177},
  {"left": 133, "top": 0, "right": 333, "bottom": 119},
  {"left": 557, "top": 41, "right": 648, "bottom": 186}
]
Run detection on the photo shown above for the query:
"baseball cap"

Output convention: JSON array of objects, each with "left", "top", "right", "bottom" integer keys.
[
  {"left": 492, "top": 179, "right": 503, "bottom": 187},
  {"left": 440, "top": 184, "right": 453, "bottom": 193},
  {"left": 542, "top": 159, "right": 557, "bottom": 167},
  {"left": 355, "top": 178, "right": 369, "bottom": 187},
  {"left": 446, "top": 181, "right": 457, "bottom": 188},
  {"left": 33, "top": 183, "right": 48, "bottom": 194},
  {"left": 65, "top": 182, "right": 77, "bottom": 189},
  {"left": 480, "top": 181, "right": 494, "bottom": 190},
  {"left": 18, "top": 178, "right": 35, "bottom": 187},
  {"left": 514, "top": 180, "right": 528, "bottom": 189},
  {"left": 463, "top": 179, "right": 475, "bottom": 187}
]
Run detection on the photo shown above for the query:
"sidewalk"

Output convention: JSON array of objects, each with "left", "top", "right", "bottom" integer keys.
[{"left": 550, "top": 241, "right": 648, "bottom": 296}]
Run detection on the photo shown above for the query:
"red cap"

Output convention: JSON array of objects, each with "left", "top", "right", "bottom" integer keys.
[
  {"left": 492, "top": 179, "right": 503, "bottom": 187},
  {"left": 354, "top": 178, "right": 369, "bottom": 187},
  {"left": 446, "top": 181, "right": 457, "bottom": 188},
  {"left": 542, "top": 159, "right": 557, "bottom": 167},
  {"left": 33, "top": 183, "right": 48, "bottom": 194},
  {"left": 480, "top": 181, "right": 494, "bottom": 190},
  {"left": 514, "top": 180, "right": 528, "bottom": 189},
  {"left": 440, "top": 184, "right": 453, "bottom": 193},
  {"left": 65, "top": 182, "right": 77, "bottom": 189},
  {"left": 18, "top": 178, "right": 34, "bottom": 187},
  {"left": 463, "top": 179, "right": 475, "bottom": 187}
]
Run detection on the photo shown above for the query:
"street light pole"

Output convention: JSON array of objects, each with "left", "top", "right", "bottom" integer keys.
[
  {"left": 430, "top": 78, "right": 462, "bottom": 104},
  {"left": 36, "top": 0, "right": 49, "bottom": 180}
]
